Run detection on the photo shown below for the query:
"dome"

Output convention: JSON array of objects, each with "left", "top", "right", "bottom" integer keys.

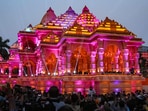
[{"left": 40, "top": 7, "right": 56, "bottom": 25}]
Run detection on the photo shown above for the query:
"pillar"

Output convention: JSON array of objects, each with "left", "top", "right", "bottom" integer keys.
[
  {"left": 18, "top": 39, "right": 23, "bottom": 50},
  {"left": 123, "top": 49, "right": 129, "bottom": 74},
  {"left": 98, "top": 48, "right": 104, "bottom": 73},
  {"left": 61, "top": 56, "right": 66, "bottom": 75},
  {"left": 58, "top": 56, "right": 62, "bottom": 75},
  {"left": 134, "top": 53, "right": 140, "bottom": 74},
  {"left": 90, "top": 51, "right": 96, "bottom": 74},
  {"left": 35, "top": 59, "right": 41, "bottom": 76},
  {"left": 115, "top": 51, "right": 120, "bottom": 72},
  {"left": 9, "top": 66, "right": 12, "bottom": 78},
  {"left": 0, "top": 65, "right": 4, "bottom": 74},
  {"left": 66, "top": 50, "right": 71, "bottom": 74},
  {"left": 19, "top": 62, "right": 23, "bottom": 76}
]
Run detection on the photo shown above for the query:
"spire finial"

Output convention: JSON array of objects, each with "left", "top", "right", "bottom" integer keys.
[
  {"left": 82, "top": 5, "right": 89, "bottom": 13},
  {"left": 66, "top": 6, "right": 76, "bottom": 14},
  {"left": 47, "top": 7, "right": 53, "bottom": 12}
]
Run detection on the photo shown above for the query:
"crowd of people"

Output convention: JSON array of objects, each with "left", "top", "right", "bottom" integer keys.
[{"left": 0, "top": 83, "right": 148, "bottom": 111}]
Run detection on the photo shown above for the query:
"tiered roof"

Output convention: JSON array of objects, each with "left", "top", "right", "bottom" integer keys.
[
  {"left": 53, "top": 6, "right": 78, "bottom": 29},
  {"left": 42, "top": 31, "right": 60, "bottom": 43},
  {"left": 76, "top": 6, "right": 99, "bottom": 32},
  {"left": 64, "top": 6, "right": 99, "bottom": 37},
  {"left": 64, "top": 22, "right": 91, "bottom": 37},
  {"left": 21, "top": 6, "right": 135, "bottom": 36},
  {"left": 17, "top": 6, "right": 143, "bottom": 45},
  {"left": 96, "top": 17, "right": 135, "bottom": 36}
]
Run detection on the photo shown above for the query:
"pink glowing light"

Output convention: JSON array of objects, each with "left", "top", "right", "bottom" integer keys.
[
  {"left": 114, "top": 80, "right": 120, "bottom": 84},
  {"left": 46, "top": 87, "right": 50, "bottom": 92},
  {"left": 100, "top": 68, "right": 104, "bottom": 72},
  {"left": 115, "top": 88, "right": 120, "bottom": 93},
  {"left": 2, "top": 80, "right": 5, "bottom": 83},
  {"left": 75, "top": 80, "right": 83, "bottom": 85},
  {"left": 76, "top": 88, "right": 83, "bottom": 92},
  {"left": 100, "top": 62, "right": 103, "bottom": 66},
  {"left": 9, "top": 75, "right": 11, "bottom": 78},
  {"left": 13, "top": 81, "right": 16, "bottom": 83},
  {"left": 92, "top": 70, "right": 96, "bottom": 74},
  {"left": 46, "top": 81, "right": 52, "bottom": 86}
]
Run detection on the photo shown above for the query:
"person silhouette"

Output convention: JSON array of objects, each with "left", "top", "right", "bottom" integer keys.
[{"left": 88, "top": 86, "right": 96, "bottom": 98}]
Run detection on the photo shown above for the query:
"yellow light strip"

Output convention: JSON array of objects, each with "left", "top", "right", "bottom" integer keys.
[
  {"left": 98, "top": 27, "right": 110, "bottom": 30},
  {"left": 116, "top": 28, "right": 125, "bottom": 31}
]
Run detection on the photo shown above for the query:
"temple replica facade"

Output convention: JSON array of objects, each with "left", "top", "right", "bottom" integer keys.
[{"left": 0, "top": 6, "right": 145, "bottom": 94}]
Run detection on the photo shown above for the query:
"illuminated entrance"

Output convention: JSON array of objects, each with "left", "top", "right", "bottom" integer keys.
[
  {"left": 71, "top": 47, "right": 90, "bottom": 74},
  {"left": 104, "top": 44, "right": 123, "bottom": 73}
]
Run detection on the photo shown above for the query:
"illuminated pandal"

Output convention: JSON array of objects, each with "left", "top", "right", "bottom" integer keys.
[{"left": 0, "top": 6, "right": 144, "bottom": 94}]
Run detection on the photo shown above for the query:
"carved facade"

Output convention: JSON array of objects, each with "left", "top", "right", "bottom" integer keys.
[{"left": 0, "top": 6, "right": 144, "bottom": 94}]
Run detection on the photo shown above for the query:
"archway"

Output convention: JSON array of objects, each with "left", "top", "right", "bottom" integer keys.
[
  {"left": 71, "top": 47, "right": 90, "bottom": 74},
  {"left": 45, "top": 53, "right": 57, "bottom": 75},
  {"left": 104, "top": 44, "right": 123, "bottom": 73},
  {"left": 23, "top": 60, "right": 35, "bottom": 76},
  {"left": 23, "top": 40, "right": 36, "bottom": 52},
  {"left": 12, "top": 66, "right": 19, "bottom": 77}
]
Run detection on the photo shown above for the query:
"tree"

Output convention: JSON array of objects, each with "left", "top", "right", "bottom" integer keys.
[{"left": 0, "top": 36, "right": 10, "bottom": 60}]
